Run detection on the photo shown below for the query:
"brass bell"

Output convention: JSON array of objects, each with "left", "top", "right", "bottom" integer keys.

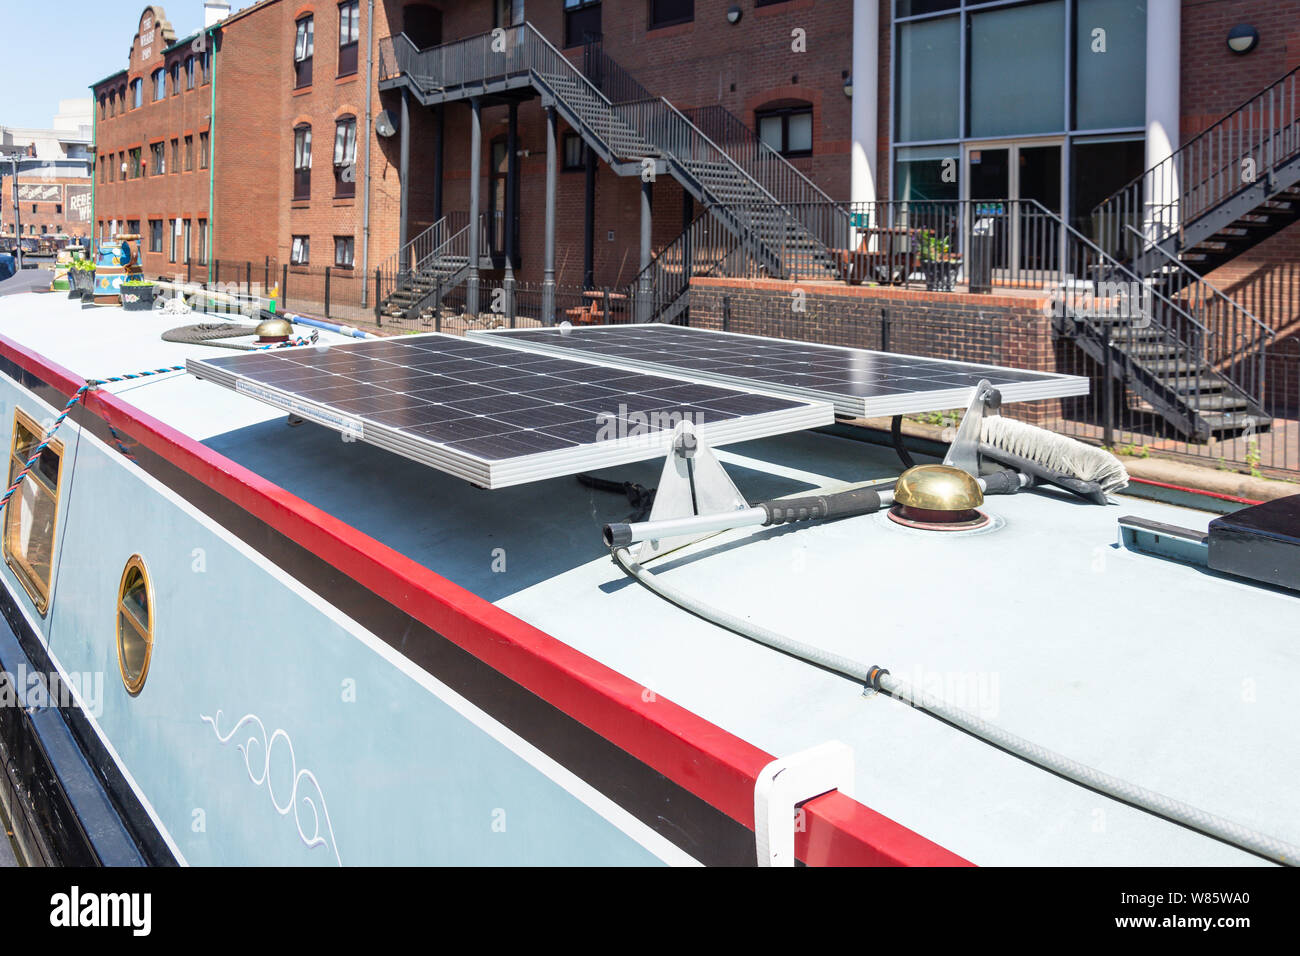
[
  {"left": 255, "top": 317, "right": 294, "bottom": 343},
  {"left": 890, "top": 464, "right": 986, "bottom": 529}
]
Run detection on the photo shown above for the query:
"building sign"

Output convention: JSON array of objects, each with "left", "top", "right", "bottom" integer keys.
[
  {"left": 65, "top": 185, "right": 92, "bottom": 223},
  {"left": 17, "top": 183, "right": 63, "bottom": 203}
]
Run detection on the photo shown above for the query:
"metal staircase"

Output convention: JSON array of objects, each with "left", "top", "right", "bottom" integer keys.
[
  {"left": 1085, "top": 71, "right": 1299, "bottom": 436},
  {"left": 1037, "top": 199, "right": 1271, "bottom": 439},
  {"left": 378, "top": 25, "right": 839, "bottom": 282},
  {"left": 1094, "top": 66, "right": 1300, "bottom": 277},
  {"left": 376, "top": 214, "right": 473, "bottom": 322}
]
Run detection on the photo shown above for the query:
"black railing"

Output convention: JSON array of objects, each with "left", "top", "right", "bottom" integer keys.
[{"left": 1094, "top": 66, "right": 1300, "bottom": 260}]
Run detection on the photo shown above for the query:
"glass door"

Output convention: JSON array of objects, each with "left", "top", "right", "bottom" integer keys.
[{"left": 964, "top": 138, "right": 1063, "bottom": 282}]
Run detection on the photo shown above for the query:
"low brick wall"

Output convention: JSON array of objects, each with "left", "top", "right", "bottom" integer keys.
[{"left": 687, "top": 278, "right": 1072, "bottom": 424}]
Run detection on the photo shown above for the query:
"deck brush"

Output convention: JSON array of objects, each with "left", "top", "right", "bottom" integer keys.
[{"left": 979, "top": 415, "right": 1130, "bottom": 501}]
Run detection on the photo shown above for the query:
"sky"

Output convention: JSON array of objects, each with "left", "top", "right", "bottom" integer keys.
[{"left": 0, "top": 0, "right": 251, "bottom": 129}]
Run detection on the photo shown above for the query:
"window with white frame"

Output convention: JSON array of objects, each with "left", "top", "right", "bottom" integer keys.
[{"left": 333, "top": 116, "right": 357, "bottom": 198}]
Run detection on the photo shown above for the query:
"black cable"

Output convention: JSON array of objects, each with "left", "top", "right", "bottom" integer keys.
[{"left": 890, "top": 414, "right": 916, "bottom": 470}]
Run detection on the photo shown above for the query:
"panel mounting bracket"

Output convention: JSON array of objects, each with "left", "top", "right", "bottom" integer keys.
[
  {"left": 633, "top": 420, "right": 748, "bottom": 561},
  {"left": 754, "top": 741, "right": 855, "bottom": 867}
]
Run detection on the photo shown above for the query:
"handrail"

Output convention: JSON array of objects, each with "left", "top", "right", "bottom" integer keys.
[
  {"left": 681, "top": 105, "right": 838, "bottom": 208},
  {"left": 1123, "top": 224, "right": 1270, "bottom": 337},
  {"left": 382, "top": 22, "right": 842, "bottom": 278},
  {"left": 1093, "top": 65, "right": 1300, "bottom": 257},
  {"left": 1107, "top": 64, "right": 1300, "bottom": 209}
]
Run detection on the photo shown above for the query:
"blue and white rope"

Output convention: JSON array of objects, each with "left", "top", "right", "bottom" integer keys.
[{"left": 0, "top": 336, "right": 314, "bottom": 516}]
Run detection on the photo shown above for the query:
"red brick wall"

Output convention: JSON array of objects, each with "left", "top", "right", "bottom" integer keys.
[
  {"left": 686, "top": 276, "right": 1063, "bottom": 423},
  {"left": 0, "top": 176, "right": 93, "bottom": 240}
]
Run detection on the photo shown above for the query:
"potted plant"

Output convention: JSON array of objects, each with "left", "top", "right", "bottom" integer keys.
[
  {"left": 70, "top": 258, "right": 96, "bottom": 299},
  {"left": 119, "top": 279, "right": 158, "bottom": 311},
  {"left": 918, "top": 230, "right": 962, "bottom": 292}
]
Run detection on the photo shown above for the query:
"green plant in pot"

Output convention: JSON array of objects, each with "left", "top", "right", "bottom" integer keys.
[
  {"left": 70, "top": 258, "right": 97, "bottom": 298},
  {"left": 120, "top": 279, "right": 158, "bottom": 312},
  {"left": 918, "top": 229, "right": 961, "bottom": 292}
]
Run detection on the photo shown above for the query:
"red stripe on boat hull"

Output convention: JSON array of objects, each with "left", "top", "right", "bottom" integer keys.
[{"left": 0, "top": 334, "right": 971, "bottom": 867}]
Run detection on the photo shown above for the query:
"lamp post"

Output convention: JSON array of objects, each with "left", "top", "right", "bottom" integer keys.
[{"left": 3, "top": 153, "right": 23, "bottom": 270}]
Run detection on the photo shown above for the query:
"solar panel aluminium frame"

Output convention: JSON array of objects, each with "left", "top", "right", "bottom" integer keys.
[
  {"left": 469, "top": 324, "right": 1091, "bottom": 418},
  {"left": 186, "top": 333, "right": 834, "bottom": 490}
]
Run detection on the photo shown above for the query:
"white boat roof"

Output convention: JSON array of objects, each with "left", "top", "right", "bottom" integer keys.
[{"left": 2, "top": 291, "right": 1296, "bottom": 866}]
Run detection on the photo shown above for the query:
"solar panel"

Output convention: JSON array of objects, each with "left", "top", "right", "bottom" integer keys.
[
  {"left": 470, "top": 324, "right": 1090, "bottom": 418},
  {"left": 187, "top": 333, "right": 832, "bottom": 489}
]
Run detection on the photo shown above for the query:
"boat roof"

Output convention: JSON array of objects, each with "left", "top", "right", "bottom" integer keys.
[{"left": 2, "top": 291, "right": 1296, "bottom": 866}]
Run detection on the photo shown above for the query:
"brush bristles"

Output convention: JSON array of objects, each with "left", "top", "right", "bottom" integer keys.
[{"left": 980, "top": 416, "right": 1130, "bottom": 493}]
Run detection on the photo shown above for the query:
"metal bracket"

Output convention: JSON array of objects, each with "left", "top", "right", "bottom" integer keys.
[
  {"left": 942, "top": 379, "right": 1000, "bottom": 477},
  {"left": 754, "top": 741, "right": 855, "bottom": 867},
  {"left": 634, "top": 420, "right": 748, "bottom": 562}
]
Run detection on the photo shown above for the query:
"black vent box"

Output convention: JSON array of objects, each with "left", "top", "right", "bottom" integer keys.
[{"left": 1207, "top": 495, "right": 1300, "bottom": 592}]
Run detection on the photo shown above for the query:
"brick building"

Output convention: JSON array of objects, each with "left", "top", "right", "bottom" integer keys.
[
  {"left": 1, "top": 175, "right": 94, "bottom": 241},
  {"left": 87, "top": 1, "right": 1299, "bottom": 337},
  {"left": 90, "top": 5, "right": 216, "bottom": 276}
]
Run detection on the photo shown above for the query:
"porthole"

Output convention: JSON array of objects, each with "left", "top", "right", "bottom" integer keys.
[
  {"left": 3, "top": 408, "right": 64, "bottom": 614},
  {"left": 116, "top": 555, "right": 154, "bottom": 696}
]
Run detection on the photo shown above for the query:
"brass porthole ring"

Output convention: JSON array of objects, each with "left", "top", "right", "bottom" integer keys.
[{"left": 116, "top": 555, "right": 154, "bottom": 696}]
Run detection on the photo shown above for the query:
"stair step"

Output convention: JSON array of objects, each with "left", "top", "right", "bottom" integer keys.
[{"left": 1187, "top": 393, "right": 1251, "bottom": 412}]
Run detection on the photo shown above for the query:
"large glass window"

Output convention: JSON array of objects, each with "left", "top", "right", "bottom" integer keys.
[
  {"left": 896, "top": 16, "right": 960, "bottom": 142},
  {"left": 968, "top": 1, "right": 1066, "bottom": 138},
  {"left": 1074, "top": 0, "right": 1146, "bottom": 130},
  {"left": 895, "top": 144, "right": 960, "bottom": 201}
]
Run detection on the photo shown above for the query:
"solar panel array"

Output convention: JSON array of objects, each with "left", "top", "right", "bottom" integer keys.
[
  {"left": 471, "top": 324, "right": 1090, "bottom": 417},
  {"left": 188, "top": 333, "right": 832, "bottom": 488}
]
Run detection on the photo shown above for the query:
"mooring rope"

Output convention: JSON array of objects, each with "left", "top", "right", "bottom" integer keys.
[{"left": 0, "top": 336, "right": 314, "bottom": 517}]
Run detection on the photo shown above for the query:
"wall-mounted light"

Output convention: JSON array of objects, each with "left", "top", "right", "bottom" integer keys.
[
  {"left": 1227, "top": 24, "right": 1259, "bottom": 55},
  {"left": 843, "top": 74, "right": 853, "bottom": 98},
  {"left": 726, "top": 5, "right": 742, "bottom": 25}
]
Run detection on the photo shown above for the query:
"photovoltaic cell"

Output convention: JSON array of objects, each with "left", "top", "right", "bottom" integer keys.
[
  {"left": 187, "top": 332, "right": 831, "bottom": 488},
  {"left": 471, "top": 324, "right": 1090, "bottom": 417}
]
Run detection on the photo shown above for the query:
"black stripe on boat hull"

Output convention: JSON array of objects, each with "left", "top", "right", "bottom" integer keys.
[{"left": 1, "top": 356, "right": 757, "bottom": 866}]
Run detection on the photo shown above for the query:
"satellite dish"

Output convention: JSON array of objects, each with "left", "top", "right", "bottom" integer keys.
[{"left": 375, "top": 110, "right": 399, "bottom": 138}]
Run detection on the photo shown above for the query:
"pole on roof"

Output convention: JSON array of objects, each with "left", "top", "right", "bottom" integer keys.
[
  {"left": 467, "top": 97, "right": 482, "bottom": 318},
  {"left": 399, "top": 86, "right": 411, "bottom": 273},
  {"left": 541, "top": 105, "right": 557, "bottom": 325}
]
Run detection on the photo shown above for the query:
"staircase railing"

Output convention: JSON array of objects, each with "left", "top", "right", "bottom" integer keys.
[
  {"left": 580, "top": 38, "right": 652, "bottom": 105},
  {"left": 1124, "top": 224, "right": 1272, "bottom": 407},
  {"left": 1094, "top": 65, "right": 1300, "bottom": 260},
  {"left": 680, "top": 105, "right": 851, "bottom": 254},
  {"left": 375, "top": 217, "right": 445, "bottom": 312},
  {"left": 381, "top": 23, "right": 838, "bottom": 279},
  {"left": 375, "top": 214, "right": 474, "bottom": 319},
  {"left": 625, "top": 211, "right": 763, "bottom": 322}
]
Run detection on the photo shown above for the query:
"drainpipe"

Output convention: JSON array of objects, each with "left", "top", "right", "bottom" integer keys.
[
  {"left": 361, "top": 0, "right": 374, "bottom": 306},
  {"left": 208, "top": 28, "right": 217, "bottom": 282}
]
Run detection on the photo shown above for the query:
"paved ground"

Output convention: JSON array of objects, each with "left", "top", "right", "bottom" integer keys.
[{"left": 0, "top": 266, "right": 54, "bottom": 296}]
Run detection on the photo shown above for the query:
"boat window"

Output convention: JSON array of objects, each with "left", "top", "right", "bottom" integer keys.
[
  {"left": 3, "top": 409, "right": 63, "bottom": 614},
  {"left": 116, "top": 555, "right": 154, "bottom": 696}
]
